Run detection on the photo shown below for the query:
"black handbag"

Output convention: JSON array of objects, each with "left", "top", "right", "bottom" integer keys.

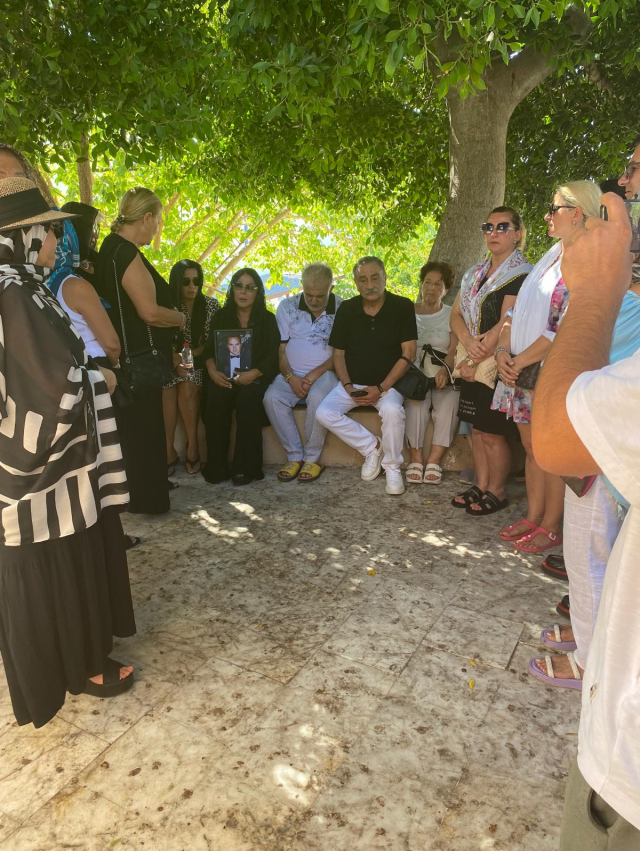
[
  {"left": 112, "top": 248, "right": 174, "bottom": 396},
  {"left": 394, "top": 354, "right": 434, "bottom": 400},
  {"left": 515, "top": 361, "right": 542, "bottom": 391}
]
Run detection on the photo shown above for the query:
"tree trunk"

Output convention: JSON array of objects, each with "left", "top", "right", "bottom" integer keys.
[
  {"left": 430, "top": 88, "right": 512, "bottom": 295},
  {"left": 77, "top": 134, "right": 93, "bottom": 205},
  {"left": 430, "top": 46, "right": 564, "bottom": 301},
  {"left": 153, "top": 193, "right": 179, "bottom": 250}
]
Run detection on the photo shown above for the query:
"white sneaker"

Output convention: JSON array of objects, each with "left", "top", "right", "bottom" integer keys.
[
  {"left": 385, "top": 469, "right": 405, "bottom": 495},
  {"left": 361, "top": 445, "right": 383, "bottom": 481}
]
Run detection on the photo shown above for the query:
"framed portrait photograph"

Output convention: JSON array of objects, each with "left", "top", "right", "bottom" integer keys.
[{"left": 215, "top": 329, "right": 253, "bottom": 379}]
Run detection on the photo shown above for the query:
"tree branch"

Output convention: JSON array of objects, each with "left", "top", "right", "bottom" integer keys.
[
  {"left": 213, "top": 207, "right": 292, "bottom": 287},
  {"left": 77, "top": 133, "right": 94, "bottom": 205},
  {"left": 175, "top": 206, "right": 222, "bottom": 246},
  {"left": 153, "top": 192, "right": 179, "bottom": 250},
  {"left": 197, "top": 209, "right": 245, "bottom": 263}
]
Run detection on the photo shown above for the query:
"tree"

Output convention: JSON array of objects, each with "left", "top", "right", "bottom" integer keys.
[{"left": 221, "top": 0, "right": 640, "bottom": 277}]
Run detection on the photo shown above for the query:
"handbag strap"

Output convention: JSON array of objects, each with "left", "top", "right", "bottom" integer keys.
[
  {"left": 112, "top": 243, "right": 157, "bottom": 359},
  {"left": 424, "top": 344, "right": 455, "bottom": 386}
]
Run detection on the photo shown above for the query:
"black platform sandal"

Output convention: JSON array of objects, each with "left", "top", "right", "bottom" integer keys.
[
  {"left": 84, "top": 658, "right": 134, "bottom": 698},
  {"left": 451, "top": 484, "right": 483, "bottom": 509}
]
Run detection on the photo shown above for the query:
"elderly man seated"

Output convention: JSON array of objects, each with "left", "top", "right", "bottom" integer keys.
[
  {"left": 316, "top": 256, "right": 417, "bottom": 495},
  {"left": 264, "top": 262, "right": 342, "bottom": 482}
]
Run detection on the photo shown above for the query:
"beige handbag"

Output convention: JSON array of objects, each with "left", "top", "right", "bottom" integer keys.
[{"left": 452, "top": 341, "right": 498, "bottom": 390}]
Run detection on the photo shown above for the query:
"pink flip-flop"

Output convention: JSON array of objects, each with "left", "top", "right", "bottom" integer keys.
[
  {"left": 541, "top": 624, "right": 577, "bottom": 652},
  {"left": 514, "top": 527, "right": 563, "bottom": 554},
  {"left": 499, "top": 518, "right": 539, "bottom": 542},
  {"left": 528, "top": 653, "right": 583, "bottom": 690}
]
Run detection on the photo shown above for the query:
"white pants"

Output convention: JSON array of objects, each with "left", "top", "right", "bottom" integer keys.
[
  {"left": 316, "top": 383, "right": 405, "bottom": 472},
  {"left": 405, "top": 386, "right": 460, "bottom": 451},
  {"left": 564, "top": 476, "right": 624, "bottom": 669}
]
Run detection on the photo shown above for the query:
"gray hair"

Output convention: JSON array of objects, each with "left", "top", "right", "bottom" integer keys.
[
  {"left": 301, "top": 261, "right": 333, "bottom": 287},
  {"left": 352, "top": 255, "right": 385, "bottom": 278}
]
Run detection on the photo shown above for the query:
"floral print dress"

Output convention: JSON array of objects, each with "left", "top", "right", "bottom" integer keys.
[{"left": 491, "top": 278, "right": 569, "bottom": 424}]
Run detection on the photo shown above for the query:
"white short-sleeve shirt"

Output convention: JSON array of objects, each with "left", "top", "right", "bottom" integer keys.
[
  {"left": 567, "top": 350, "right": 640, "bottom": 829},
  {"left": 276, "top": 292, "right": 342, "bottom": 377}
]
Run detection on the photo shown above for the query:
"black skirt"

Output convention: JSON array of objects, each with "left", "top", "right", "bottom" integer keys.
[
  {"left": 0, "top": 508, "right": 136, "bottom": 728},
  {"left": 458, "top": 379, "right": 514, "bottom": 437},
  {"left": 114, "top": 387, "right": 170, "bottom": 514}
]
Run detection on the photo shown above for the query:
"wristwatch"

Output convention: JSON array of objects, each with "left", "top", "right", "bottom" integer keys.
[
  {"left": 465, "top": 357, "right": 475, "bottom": 367},
  {"left": 284, "top": 372, "right": 294, "bottom": 383}
]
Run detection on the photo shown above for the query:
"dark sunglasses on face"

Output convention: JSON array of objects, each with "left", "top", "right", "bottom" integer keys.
[
  {"left": 548, "top": 204, "right": 575, "bottom": 216},
  {"left": 621, "top": 162, "right": 640, "bottom": 181},
  {"left": 480, "top": 222, "right": 513, "bottom": 234},
  {"left": 182, "top": 278, "right": 201, "bottom": 287},
  {"left": 232, "top": 282, "right": 258, "bottom": 292},
  {"left": 45, "top": 221, "right": 65, "bottom": 239}
]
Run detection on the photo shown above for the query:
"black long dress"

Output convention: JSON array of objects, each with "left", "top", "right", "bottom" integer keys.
[{"left": 96, "top": 233, "right": 173, "bottom": 514}]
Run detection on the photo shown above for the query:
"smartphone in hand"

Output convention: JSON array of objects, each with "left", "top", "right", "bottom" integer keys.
[
  {"left": 600, "top": 199, "right": 640, "bottom": 252},
  {"left": 350, "top": 389, "right": 368, "bottom": 398}
]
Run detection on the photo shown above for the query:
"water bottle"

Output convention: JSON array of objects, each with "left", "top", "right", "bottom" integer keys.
[{"left": 181, "top": 343, "right": 194, "bottom": 372}]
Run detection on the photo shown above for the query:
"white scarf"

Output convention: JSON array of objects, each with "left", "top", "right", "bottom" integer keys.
[
  {"left": 510, "top": 242, "right": 563, "bottom": 355},
  {"left": 459, "top": 249, "right": 532, "bottom": 335}
]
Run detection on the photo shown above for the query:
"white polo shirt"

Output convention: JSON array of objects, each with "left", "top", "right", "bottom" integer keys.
[
  {"left": 567, "top": 350, "right": 640, "bottom": 829},
  {"left": 276, "top": 292, "right": 342, "bottom": 377}
]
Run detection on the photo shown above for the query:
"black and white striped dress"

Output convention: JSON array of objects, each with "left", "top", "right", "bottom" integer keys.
[{"left": 0, "top": 223, "right": 135, "bottom": 728}]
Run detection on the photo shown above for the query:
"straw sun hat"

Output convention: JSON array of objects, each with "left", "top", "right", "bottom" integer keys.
[{"left": 0, "top": 177, "right": 78, "bottom": 232}]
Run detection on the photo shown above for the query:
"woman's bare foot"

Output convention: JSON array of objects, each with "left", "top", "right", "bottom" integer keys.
[
  {"left": 89, "top": 665, "right": 133, "bottom": 685},
  {"left": 500, "top": 518, "right": 541, "bottom": 538},
  {"left": 534, "top": 654, "right": 583, "bottom": 679},
  {"left": 544, "top": 625, "right": 574, "bottom": 644}
]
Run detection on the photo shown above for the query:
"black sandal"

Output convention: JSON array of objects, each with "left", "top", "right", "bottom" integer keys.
[
  {"left": 124, "top": 534, "right": 141, "bottom": 551},
  {"left": 84, "top": 657, "right": 134, "bottom": 698},
  {"left": 186, "top": 457, "right": 201, "bottom": 475},
  {"left": 451, "top": 485, "right": 483, "bottom": 508},
  {"left": 167, "top": 456, "right": 179, "bottom": 477},
  {"left": 465, "top": 490, "right": 509, "bottom": 516}
]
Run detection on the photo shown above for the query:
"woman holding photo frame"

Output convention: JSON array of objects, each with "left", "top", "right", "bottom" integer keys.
[{"left": 202, "top": 267, "right": 279, "bottom": 485}]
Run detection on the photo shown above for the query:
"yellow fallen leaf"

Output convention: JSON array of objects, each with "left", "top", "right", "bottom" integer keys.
[
  {"left": 469, "top": 679, "right": 475, "bottom": 690},
  {"left": 469, "top": 659, "right": 477, "bottom": 667},
  {"left": 368, "top": 569, "right": 376, "bottom": 576}
]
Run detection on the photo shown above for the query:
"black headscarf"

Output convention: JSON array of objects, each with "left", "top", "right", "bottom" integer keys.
[
  {"left": 169, "top": 259, "right": 209, "bottom": 348},
  {"left": 61, "top": 202, "right": 102, "bottom": 264}
]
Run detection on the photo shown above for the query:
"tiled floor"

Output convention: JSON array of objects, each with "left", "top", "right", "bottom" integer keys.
[{"left": 0, "top": 467, "right": 579, "bottom": 850}]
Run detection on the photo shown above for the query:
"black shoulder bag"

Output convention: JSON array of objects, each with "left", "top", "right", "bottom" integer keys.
[{"left": 112, "top": 245, "right": 175, "bottom": 396}]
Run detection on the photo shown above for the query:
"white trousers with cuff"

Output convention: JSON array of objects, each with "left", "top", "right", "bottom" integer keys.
[
  {"left": 316, "top": 383, "right": 405, "bottom": 472},
  {"left": 263, "top": 372, "right": 338, "bottom": 464},
  {"left": 404, "top": 386, "right": 460, "bottom": 451},
  {"left": 563, "top": 475, "right": 624, "bottom": 670}
]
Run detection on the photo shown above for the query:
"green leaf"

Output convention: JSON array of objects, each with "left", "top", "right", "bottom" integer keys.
[
  {"left": 413, "top": 50, "right": 425, "bottom": 70},
  {"left": 384, "top": 52, "right": 396, "bottom": 76},
  {"left": 375, "top": 0, "right": 390, "bottom": 13},
  {"left": 385, "top": 29, "right": 402, "bottom": 42}
]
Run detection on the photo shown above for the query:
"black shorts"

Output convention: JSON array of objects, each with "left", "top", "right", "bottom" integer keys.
[{"left": 458, "top": 379, "right": 515, "bottom": 436}]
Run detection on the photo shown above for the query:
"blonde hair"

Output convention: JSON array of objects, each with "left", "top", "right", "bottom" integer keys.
[
  {"left": 110, "top": 187, "right": 162, "bottom": 233},
  {"left": 556, "top": 181, "right": 601, "bottom": 221}
]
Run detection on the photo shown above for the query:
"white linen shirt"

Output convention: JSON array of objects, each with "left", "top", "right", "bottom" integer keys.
[
  {"left": 276, "top": 292, "right": 342, "bottom": 377},
  {"left": 567, "top": 350, "right": 640, "bottom": 829}
]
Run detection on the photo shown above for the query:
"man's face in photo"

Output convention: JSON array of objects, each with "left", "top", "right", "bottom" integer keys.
[{"left": 227, "top": 336, "right": 241, "bottom": 356}]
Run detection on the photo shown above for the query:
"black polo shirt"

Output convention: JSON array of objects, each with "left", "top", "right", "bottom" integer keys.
[{"left": 329, "top": 291, "right": 417, "bottom": 386}]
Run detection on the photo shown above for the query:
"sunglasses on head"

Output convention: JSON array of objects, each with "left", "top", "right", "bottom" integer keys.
[
  {"left": 45, "top": 221, "right": 65, "bottom": 239},
  {"left": 480, "top": 222, "right": 513, "bottom": 234},
  {"left": 232, "top": 282, "right": 258, "bottom": 292}
]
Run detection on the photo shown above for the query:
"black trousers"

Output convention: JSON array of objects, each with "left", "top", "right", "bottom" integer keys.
[{"left": 204, "top": 380, "right": 267, "bottom": 479}]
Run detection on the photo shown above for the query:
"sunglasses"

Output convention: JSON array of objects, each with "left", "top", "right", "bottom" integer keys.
[
  {"left": 45, "top": 221, "right": 65, "bottom": 239},
  {"left": 232, "top": 282, "right": 258, "bottom": 292},
  {"left": 480, "top": 222, "right": 513, "bottom": 234},
  {"left": 182, "top": 278, "right": 201, "bottom": 286},
  {"left": 547, "top": 204, "right": 575, "bottom": 216},
  {"left": 621, "top": 161, "right": 640, "bottom": 181}
]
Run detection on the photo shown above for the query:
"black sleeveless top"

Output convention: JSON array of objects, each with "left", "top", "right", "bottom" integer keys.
[{"left": 96, "top": 233, "right": 173, "bottom": 362}]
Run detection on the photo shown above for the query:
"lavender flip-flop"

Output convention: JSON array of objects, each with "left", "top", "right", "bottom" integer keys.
[
  {"left": 528, "top": 653, "right": 583, "bottom": 690},
  {"left": 540, "top": 624, "right": 577, "bottom": 652}
]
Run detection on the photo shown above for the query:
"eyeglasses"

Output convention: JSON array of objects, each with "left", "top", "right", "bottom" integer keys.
[
  {"left": 621, "top": 161, "right": 640, "bottom": 181},
  {"left": 548, "top": 204, "right": 575, "bottom": 216},
  {"left": 45, "top": 221, "right": 65, "bottom": 239},
  {"left": 232, "top": 282, "right": 258, "bottom": 292},
  {"left": 480, "top": 222, "right": 513, "bottom": 234}
]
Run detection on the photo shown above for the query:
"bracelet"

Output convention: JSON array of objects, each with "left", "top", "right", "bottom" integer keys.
[
  {"left": 344, "top": 382, "right": 353, "bottom": 388},
  {"left": 376, "top": 384, "right": 384, "bottom": 394},
  {"left": 494, "top": 346, "right": 511, "bottom": 357},
  {"left": 284, "top": 372, "right": 294, "bottom": 383}
]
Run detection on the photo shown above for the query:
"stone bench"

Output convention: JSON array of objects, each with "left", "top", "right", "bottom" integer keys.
[{"left": 175, "top": 406, "right": 473, "bottom": 471}]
